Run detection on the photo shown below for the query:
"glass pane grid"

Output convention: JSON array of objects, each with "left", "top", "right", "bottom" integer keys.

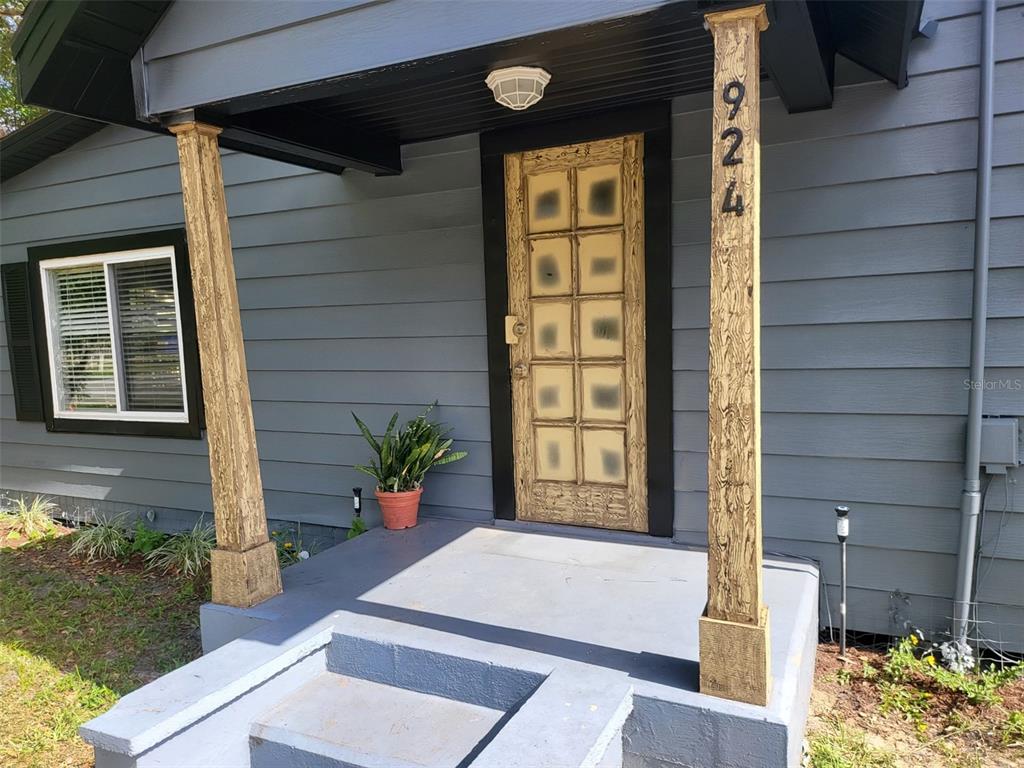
[{"left": 526, "top": 161, "right": 629, "bottom": 487}]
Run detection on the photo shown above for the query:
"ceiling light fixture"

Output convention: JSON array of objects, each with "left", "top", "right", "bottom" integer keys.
[{"left": 485, "top": 66, "right": 552, "bottom": 111}]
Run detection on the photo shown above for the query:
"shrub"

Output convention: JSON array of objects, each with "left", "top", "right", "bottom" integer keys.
[
  {"left": 69, "top": 517, "right": 131, "bottom": 561},
  {"left": 1002, "top": 710, "right": 1024, "bottom": 747},
  {"left": 129, "top": 520, "right": 167, "bottom": 556},
  {"left": 882, "top": 634, "right": 1024, "bottom": 708},
  {"left": 145, "top": 521, "right": 214, "bottom": 578},
  {"left": 270, "top": 525, "right": 312, "bottom": 567},
  {"left": 878, "top": 681, "right": 931, "bottom": 732},
  {"left": 1, "top": 495, "right": 60, "bottom": 540},
  {"left": 347, "top": 517, "right": 367, "bottom": 540}
]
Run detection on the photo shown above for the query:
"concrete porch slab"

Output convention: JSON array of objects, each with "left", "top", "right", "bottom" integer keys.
[
  {"left": 82, "top": 520, "right": 817, "bottom": 768},
  {"left": 200, "top": 520, "right": 819, "bottom": 767}
]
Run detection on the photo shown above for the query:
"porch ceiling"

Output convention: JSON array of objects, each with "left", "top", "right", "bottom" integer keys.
[
  {"left": 11, "top": 0, "right": 922, "bottom": 178},
  {"left": 216, "top": 3, "right": 715, "bottom": 147}
]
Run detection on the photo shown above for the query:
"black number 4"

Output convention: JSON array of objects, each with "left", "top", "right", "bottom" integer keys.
[{"left": 722, "top": 181, "right": 744, "bottom": 216}]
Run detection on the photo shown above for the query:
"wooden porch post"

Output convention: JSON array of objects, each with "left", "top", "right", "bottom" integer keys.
[
  {"left": 169, "top": 121, "right": 282, "bottom": 608},
  {"left": 698, "top": 4, "right": 771, "bottom": 706}
]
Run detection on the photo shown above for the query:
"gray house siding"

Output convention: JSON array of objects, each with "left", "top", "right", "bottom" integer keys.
[
  {"left": 1, "top": 128, "right": 492, "bottom": 529},
  {"left": 671, "top": 0, "right": 1024, "bottom": 644},
  {"left": 1, "top": 0, "right": 1021, "bottom": 645}
]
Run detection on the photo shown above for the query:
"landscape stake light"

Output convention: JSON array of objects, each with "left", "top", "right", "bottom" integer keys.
[
  {"left": 836, "top": 504, "right": 850, "bottom": 658},
  {"left": 353, "top": 487, "right": 363, "bottom": 519}
]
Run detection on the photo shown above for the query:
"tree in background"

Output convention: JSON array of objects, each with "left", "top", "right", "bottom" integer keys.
[{"left": 1, "top": 0, "right": 45, "bottom": 135}]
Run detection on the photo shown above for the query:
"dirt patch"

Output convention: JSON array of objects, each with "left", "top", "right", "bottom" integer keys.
[
  {"left": 0, "top": 522, "right": 74, "bottom": 549},
  {"left": 809, "top": 642, "right": 1023, "bottom": 767}
]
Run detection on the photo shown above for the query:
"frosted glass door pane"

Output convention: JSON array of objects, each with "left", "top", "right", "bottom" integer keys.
[
  {"left": 531, "top": 301, "right": 573, "bottom": 358},
  {"left": 577, "top": 164, "right": 622, "bottom": 227},
  {"left": 533, "top": 365, "right": 574, "bottom": 420},
  {"left": 527, "top": 171, "right": 571, "bottom": 233},
  {"left": 582, "top": 429, "right": 626, "bottom": 485},
  {"left": 530, "top": 238, "right": 572, "bottom": 296},
  {"left": 578, "top": 299, "right": 624, "bottom": 358},
  {"left": 536, "top": 426, "right": 577, "bottom": 481},
  {"left": 581, "top": 366, "right": 625, "bottom": 422},
  {"left": 578, "top": 232, "right": 623, "bottom": 294}
]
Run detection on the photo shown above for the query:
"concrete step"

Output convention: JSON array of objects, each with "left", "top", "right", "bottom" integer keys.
[
  {"left": 467, "top": 666, "right": 631, "bottom": 768},
  {"left": 249, "top": 670, "right": 505, "bottom": 768}
]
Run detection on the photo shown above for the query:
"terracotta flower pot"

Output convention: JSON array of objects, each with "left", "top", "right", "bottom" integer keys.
[{"left": 375, "top": 487, "right": 423, "bottom": 530}]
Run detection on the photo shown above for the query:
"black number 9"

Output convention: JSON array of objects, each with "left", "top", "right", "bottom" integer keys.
[{"left": 723, "top": 80, "right": 745, "bottom": 120}]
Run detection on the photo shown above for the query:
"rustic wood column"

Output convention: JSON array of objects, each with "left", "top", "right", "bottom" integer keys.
[
  {"left": 698, "top": 4, "right": 771, "bottom": 706},
  {"left": 169, "top": 121, "right": 282, "bottom": 608}
]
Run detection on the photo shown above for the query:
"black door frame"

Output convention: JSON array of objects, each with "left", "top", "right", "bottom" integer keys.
[{"left": 479, "top": 102, "right": 674, "bottom": 537}]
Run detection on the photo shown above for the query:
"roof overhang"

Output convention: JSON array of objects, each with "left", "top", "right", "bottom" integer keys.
[
  {"left": 10, "top": 0, "right": 922, "bottom": 180},
  {"left": 0, "top": 113, "right": 104, "bottom": 182}
]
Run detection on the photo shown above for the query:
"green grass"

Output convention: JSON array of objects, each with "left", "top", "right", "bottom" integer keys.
[
  {"left": 808, "top": 717, "right": 898, "bottom": 768},
  {"left": 0, "top": 645, "right": 117, "bottom": 767},
  {"left": 1003, "top": 710, "right": 1024, "bottom": 747},
  {"left": 0, "top": 536, "right": 205, "bottom": 767}
]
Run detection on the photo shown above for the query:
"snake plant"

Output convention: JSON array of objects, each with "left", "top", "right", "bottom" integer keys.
[{"left": 353, "top": 404, "right": 467, "bottom": 493}]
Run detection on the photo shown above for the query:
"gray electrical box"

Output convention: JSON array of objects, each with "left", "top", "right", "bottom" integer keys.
[{"left": 980, "top": 417, "right": 1020, "bottom": 475}]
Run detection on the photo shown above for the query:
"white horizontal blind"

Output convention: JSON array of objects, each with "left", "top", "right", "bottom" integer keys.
[
  {"left": 50, "top": 264, "right": 117, "bottom": 412},
  {"left": 113, "top": 258, "right": 184, "bottom": 412}
]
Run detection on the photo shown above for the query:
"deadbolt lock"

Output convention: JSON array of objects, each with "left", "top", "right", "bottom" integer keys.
[{"left": 505, "top": 315, "right": 527, "bottom": 344}]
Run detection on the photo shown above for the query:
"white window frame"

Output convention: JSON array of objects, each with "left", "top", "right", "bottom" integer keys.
[{"left": 38, "top": 246, "right": 190, "bottom": 424}]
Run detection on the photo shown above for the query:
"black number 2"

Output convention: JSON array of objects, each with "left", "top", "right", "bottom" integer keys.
[{"left": 721, "top": 127, "right": 743, "bottom": 166}]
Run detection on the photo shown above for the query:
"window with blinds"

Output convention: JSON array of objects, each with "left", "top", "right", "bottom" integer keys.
[{"left": 40, "top": 247, "right": 187, "bottom": 422}]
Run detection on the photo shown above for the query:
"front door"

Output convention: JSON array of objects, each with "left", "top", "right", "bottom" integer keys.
[{"left": 504, "top": 135, "right": 647, "bottom": 532}]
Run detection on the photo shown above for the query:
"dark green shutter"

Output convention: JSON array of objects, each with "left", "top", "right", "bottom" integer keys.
[{"left": 1, "top": 262, "right": 45, "bottom": 421}]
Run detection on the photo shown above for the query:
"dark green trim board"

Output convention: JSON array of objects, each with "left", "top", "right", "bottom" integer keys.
[
  {"left": 0, "top": 114, "right": 105, "bottom": 182},
  {"left": 480, "top": 102, "right": 674, "bottom": 537},
  {"left": 827, "top": 0, "right": 923, "bottom": 89},
  {"left": 25, "top": 229, "right": 204, "bottom": 439},
  {"left": 13, "top": 0, "right": 170, "bottom": 126},
  {"left": 1, "top": 263, "right": 45, "bottom": 421},
  {"left": 761, "top": 0, "right": 835, "bottom": 112}
]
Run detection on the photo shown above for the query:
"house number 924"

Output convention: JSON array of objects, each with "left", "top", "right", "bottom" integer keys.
[{"left": 720, "top": 80, "right": 745, "bottom": 216}]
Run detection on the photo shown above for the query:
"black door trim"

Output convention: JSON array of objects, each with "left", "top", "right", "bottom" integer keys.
[{"left": 479, "top": 102, "right": 674, "bottom": 537}]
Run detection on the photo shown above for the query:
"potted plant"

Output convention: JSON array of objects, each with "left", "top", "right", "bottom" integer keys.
[{"left": 353, "top": 404, "right": 467, "bottom": 530}]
